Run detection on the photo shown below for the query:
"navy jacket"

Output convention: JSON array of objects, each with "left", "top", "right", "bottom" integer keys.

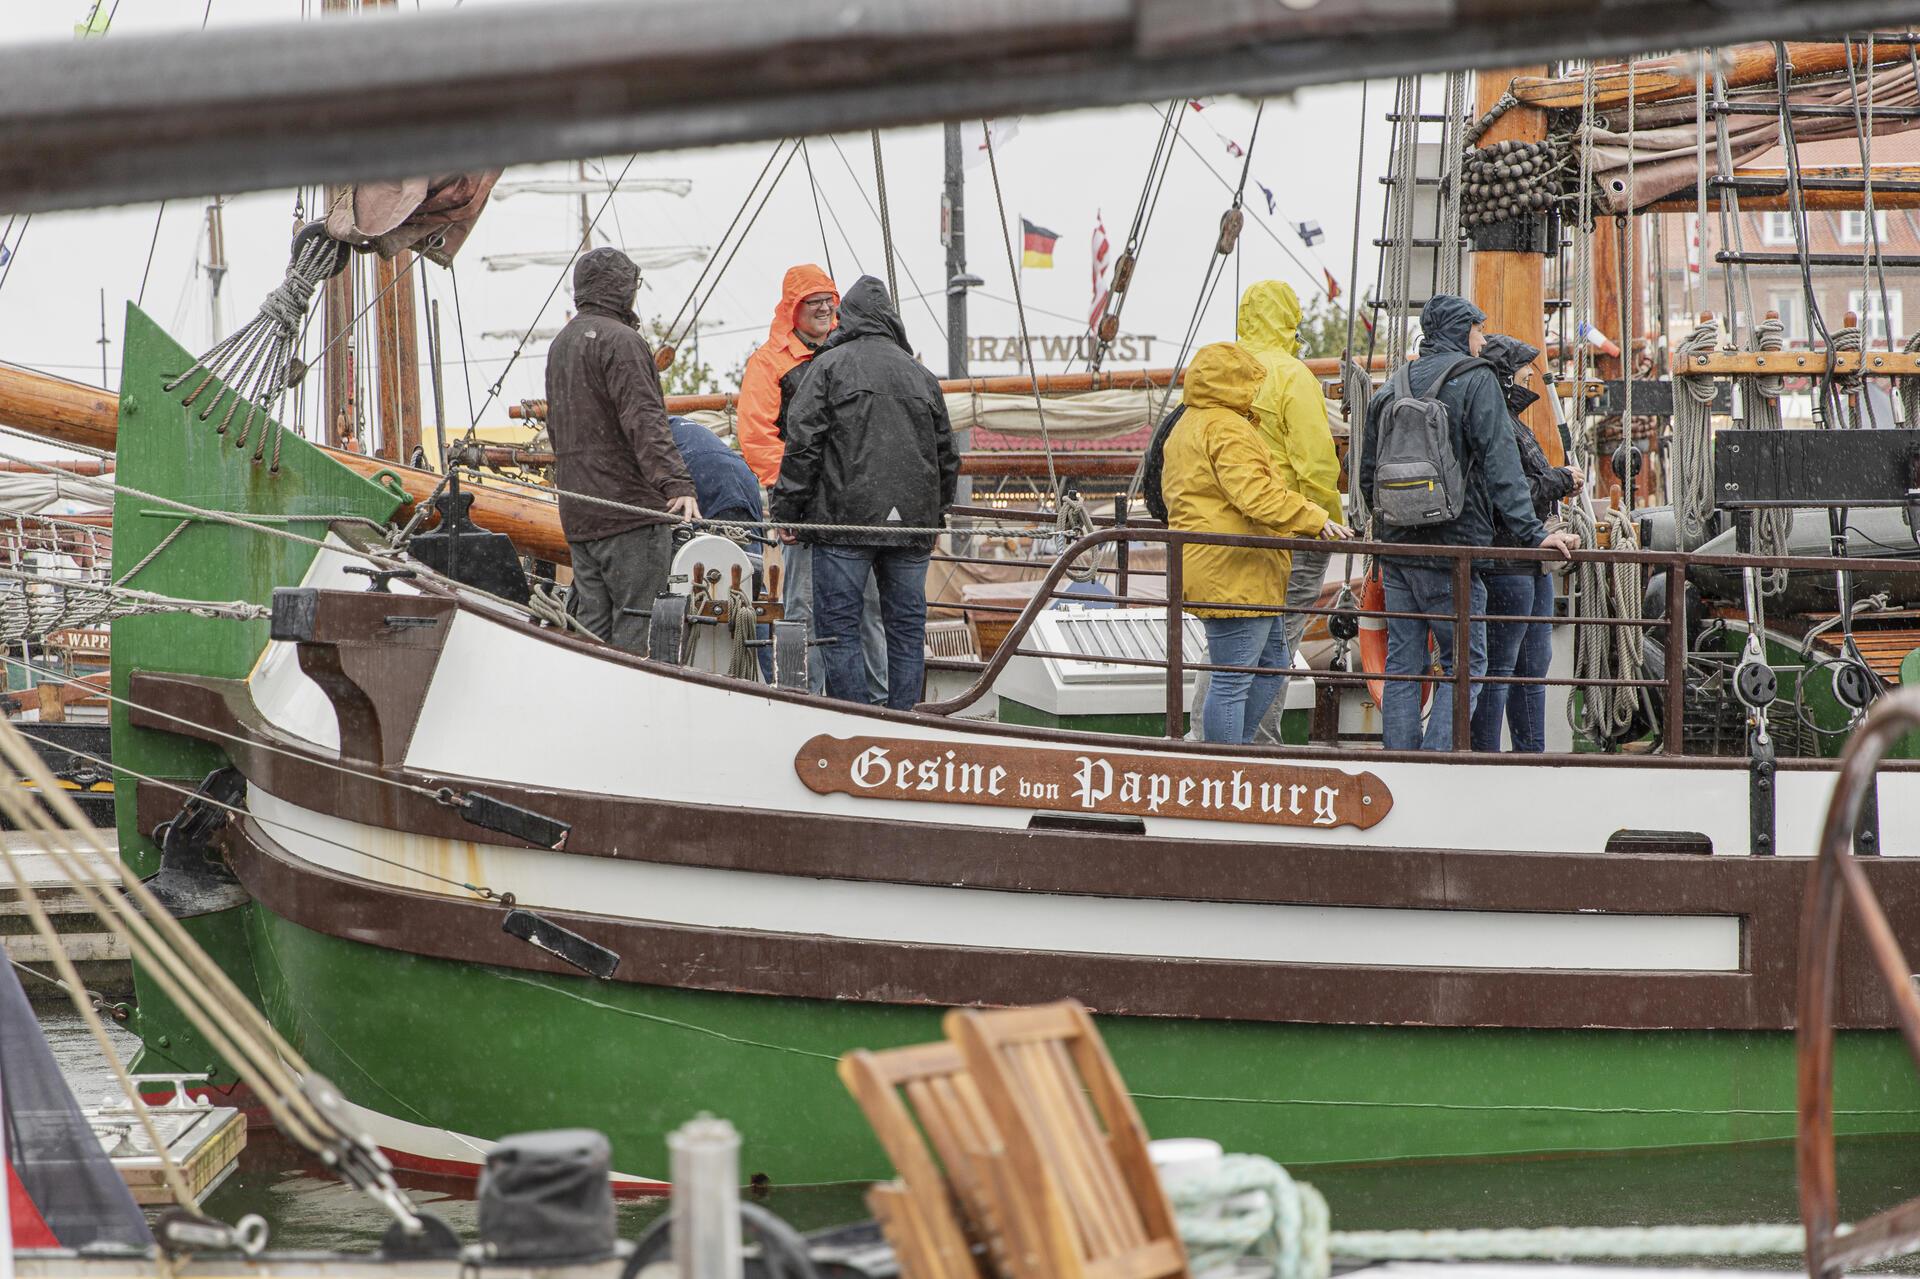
[
  {"left": 1358, "top": 295, "right": 1546, "bottom": 568},
  {"left": 1481, "top": 334, "right": 1577, "bottom": 573},
  {"left": 670, "top": 417, "right": 764, "bottom": 524}
]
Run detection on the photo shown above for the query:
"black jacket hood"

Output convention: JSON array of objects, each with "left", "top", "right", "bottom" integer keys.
[
  {"left": 573, "top": 247, "right": 641, "bottom": 323},
  {"left": 1481, "top": 333, "right": 1541, "bottom": 382},
  {"left": 1418, "top": 293, "right": 1487, "bottom": 358},
  {"left": 825, "top": 276, "right": 911, "bottom": 354}
]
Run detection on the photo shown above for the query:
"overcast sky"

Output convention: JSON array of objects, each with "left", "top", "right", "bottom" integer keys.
[{"left": 0, "top": 0, "right": 1390, "bottom": 439}]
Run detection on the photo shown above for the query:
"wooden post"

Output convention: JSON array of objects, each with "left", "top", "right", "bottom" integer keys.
[
  {"left": 1470, "top": 66, "right": 1565, "bottom": 466},
  {"left": 359, "top": 0, "right": 421, "bottom": 464},
  {"left": 321, "top": 0, "right": 356, "bottom": 452},
  {"left": 36, "top": 683, "right": 63, "bottom": 724},
  {"left": 1594, "top": 216, "right": 1656, "bottom": 503}
]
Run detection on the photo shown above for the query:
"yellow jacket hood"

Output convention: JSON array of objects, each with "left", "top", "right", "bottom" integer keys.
[
  {"left": 1237, "top": 280, "right": 1301, "bottom": 359},
  {"left": 1181, "top": 342, "right": 1267, "bottom": 415}
]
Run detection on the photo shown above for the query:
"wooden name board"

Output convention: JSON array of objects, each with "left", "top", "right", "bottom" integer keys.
[{"left": 796, "top": 735, "right": 1392, "bottom": 831}]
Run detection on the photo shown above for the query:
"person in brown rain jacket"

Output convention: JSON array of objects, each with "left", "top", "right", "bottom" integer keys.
[{"left": 545, "top": 247, "right": 698, "bottom": 652}]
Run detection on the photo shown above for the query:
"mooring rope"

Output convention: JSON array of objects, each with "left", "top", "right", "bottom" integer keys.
[{"left": 1168, "top": 1153, "right": 1821, "bottom": 1279}]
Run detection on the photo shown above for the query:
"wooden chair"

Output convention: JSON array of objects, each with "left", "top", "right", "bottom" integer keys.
[
  {"left": 838, "top": 1040, "right": 1040, "bottom": 1279},
  {"left": 944, "top": 1000, "right": 1190, "bottom": 1279}
]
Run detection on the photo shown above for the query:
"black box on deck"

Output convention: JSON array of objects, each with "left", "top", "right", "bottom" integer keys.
[{"left": 477, "top": 1129, "right": 616, "bottom": 1261}]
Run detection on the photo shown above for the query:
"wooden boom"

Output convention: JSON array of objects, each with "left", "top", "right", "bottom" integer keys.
[
  {"left": 1511, "top": 40, "right": 1918, "bottom": 110},
  {"left": 0, "top": 365, "right": 574, "bottom": 565}
]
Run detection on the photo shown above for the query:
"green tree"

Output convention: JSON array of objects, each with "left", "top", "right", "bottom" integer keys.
[{"left": 1293, "top": 296, "right": 1361, "bottom": 361}]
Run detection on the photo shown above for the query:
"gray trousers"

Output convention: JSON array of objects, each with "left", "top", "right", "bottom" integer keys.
[
  {"left": 1283, "top": 548, "right": 1332, "bottom": 653},
  {"left": 783, "top": 541, "right": 887, "bottom": 698},
  {"left": 569, "top": 523, "right": 673, "bottom": 654}
]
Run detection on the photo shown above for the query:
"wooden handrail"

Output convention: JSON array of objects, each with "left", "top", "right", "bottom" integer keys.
[{"left": 1798, "top": 688, "right": 1920, "bottom": 1279}]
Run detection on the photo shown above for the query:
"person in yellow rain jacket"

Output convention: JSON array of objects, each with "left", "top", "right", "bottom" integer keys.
[
  {"left": 1163, "top": 343, "right": 1353, "bottom": 744},
  {"left": 1237, "top": 281, "right": 1345, "bottom": 654}
]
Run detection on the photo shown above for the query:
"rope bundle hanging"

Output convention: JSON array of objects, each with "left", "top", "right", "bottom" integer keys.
[
  {"left": 1566, "top": 501, "right": 1646, "bottom": 746},
  {"left": 1671, "top": 318, "right": 1722, "bottom": 551},
  {"left": 1830, "top": 322, "right": 1866, "bottom": 428},
  {"left": 1902, "top": 331, "right": 1920, "bottom": 424},
  {"left": 1742, "top": 314, "right": 1792, "bottom": 595},
  {"left": 165, "top": 224, "right": 349, "bottom": 471}
]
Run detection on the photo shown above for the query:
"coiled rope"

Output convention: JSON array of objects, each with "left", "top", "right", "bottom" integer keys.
[
  {"left": 1168, "top": 1153, "right": 1818, "bottom": 1279},
  {"left": 1566, "top": 501, "right": 1645, "bottom": 745},
  {"left": 1671, "top": 318, "right": 1721, "bottom": 551},
  {"left": 1743, "top": 314, "right": 1792, "bottom": 595}
]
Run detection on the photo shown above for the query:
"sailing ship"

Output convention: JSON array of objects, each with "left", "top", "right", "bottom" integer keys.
[{"left": 10, "top": 4, "right": 1920, "bottom": 1194}]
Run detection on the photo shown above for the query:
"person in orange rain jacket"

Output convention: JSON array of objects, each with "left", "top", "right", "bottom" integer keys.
[
  {"left": 739, "top": 265, "right": 839, "bottom": 485},
  {"left": 739, "top": 265, "right": 884, "bottom": 697}
]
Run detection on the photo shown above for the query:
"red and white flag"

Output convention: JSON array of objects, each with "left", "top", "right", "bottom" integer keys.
[{"left": 1089, "top": 211, "right": 1112, "bottom": 330}]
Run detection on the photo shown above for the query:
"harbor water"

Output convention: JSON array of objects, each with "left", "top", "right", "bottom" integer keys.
[{"left": 36, "top": 1006, "right": 1920, "bottom": 1266}]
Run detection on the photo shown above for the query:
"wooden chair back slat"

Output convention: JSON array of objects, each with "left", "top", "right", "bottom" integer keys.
[
  {"left": 945, "top": 1000, "right": 1190, "bottom": 1279},
  {"left": 839, "top": 1047, "right": 983, "bottom": 1279}
]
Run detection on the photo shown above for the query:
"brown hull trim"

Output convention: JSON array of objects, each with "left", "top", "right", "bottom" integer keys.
[{"left": 185, "top": 763, "right": 1920, "bottom": 1033}]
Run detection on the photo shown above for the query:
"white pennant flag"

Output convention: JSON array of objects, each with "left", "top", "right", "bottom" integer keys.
[{"left": 963, "top": 119, "right": 1023, "bottom": 171}]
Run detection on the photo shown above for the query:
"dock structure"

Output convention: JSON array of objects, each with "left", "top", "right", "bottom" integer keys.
[
  {"left": 86, "top": 1079, "right": 248, "bottom": 1208},
  {"left": 0, "top": 828, "right": 131, "bottom": 1000}
]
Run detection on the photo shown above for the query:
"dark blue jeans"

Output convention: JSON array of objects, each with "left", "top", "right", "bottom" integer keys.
[
  {"left": 1381, "top": 561, "right": 1487, "bottom": 752},
  {"left": 1473, "top": 572, "right": 1555, "bottom": 752},
  {"left": 813, "top": 543, "right": 930, "bottom": 711}
]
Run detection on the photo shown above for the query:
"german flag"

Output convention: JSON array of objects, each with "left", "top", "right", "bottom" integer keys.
[{"left": 1021, "top": 218, "right": 1059, "bottom": 269}]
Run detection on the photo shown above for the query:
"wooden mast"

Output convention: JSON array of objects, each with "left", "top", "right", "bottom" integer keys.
[
  {"left": 320, "top": 0, "right": 357, "bottom": 453},
  {"left": 364, "top": 0, "right": 421, "bottom": 464},
  {"left": 1470, "top": 66, "right": 1565, "bottom": 466}
]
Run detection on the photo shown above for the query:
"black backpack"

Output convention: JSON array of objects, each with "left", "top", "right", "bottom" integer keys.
[{"left": 1140, "top": 405, "right": 1185, "bottom": 523}]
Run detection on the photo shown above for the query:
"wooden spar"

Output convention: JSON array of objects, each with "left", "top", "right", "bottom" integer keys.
[
  {"left": 0, "top": 370, "right": 118, "bottom": 453},
  {"left": 510, "top": 359, "right": 1399, "bottom": 419},
  {"left": 0, "top": 365, "right": 574, "bottom": 565},
  {"left": 1512, "top": 40, "right": 1918, "bottom": 110},
  {"left": 474, "top": 445, "right": 1144, "bottom": 478},
  {"left": 1471, "top": 66, "right": 1566, "bottom": 467},
  {"left": 1646, "top": 166, "right": 1920, "bottom": 212},
  {"left": 1590, "top": 216, "right": 1655, "bottom": 502}
]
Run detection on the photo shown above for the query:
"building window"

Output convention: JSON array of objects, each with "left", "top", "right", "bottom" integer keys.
[
  {"left": 1762, "top": 212, "right": 1799, "bottom": 246},
  {"left": 1848, "top": 289, "right": 1905, "bottom": 344},
  {"left": 1768, "top": 292, "right": 1808, "bottom": 344},
  {"left": 1842, "top": 211, "right": 1891, "bottom": 244}
]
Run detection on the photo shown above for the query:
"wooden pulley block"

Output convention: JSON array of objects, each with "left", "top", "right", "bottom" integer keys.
[
  {"left": 1111, "top": 252, "right": 1135, "bottom": 292},
  {"left": 1097, "top": 314, "right": 1120, "bottom": 343},
  {"left": 1216, "top": 207, "right": 1245, "bottom": 256},
  {"left": 654, "top": 343, "right": 676, "bottom": 372}
]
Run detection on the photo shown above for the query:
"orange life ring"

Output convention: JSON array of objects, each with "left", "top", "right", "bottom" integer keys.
[{"left": 1358, "top": 564, "right": 1432, "bottom": 708}]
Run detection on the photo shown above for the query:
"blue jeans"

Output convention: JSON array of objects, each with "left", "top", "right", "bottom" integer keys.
[
  {"left": 1381, "top": 562, "right": 1487, "bottom": 752},
  {"left": 1509, "top": 572, "right": 1556, "bottom": 752},
  {"left": 814, "top": 544, "right": 930, "bottom": 711},
  {"left": 782, "top": 541, "right": 886, "bottom": 698},
  {"left": 1472, "top": 572, "right": 1550, "bottom": 752},
  {"left": 1199, "top": 615, "right": 1291, "bottom": 744}
]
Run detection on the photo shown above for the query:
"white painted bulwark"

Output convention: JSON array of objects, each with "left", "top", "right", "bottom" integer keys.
[{"left": 247, "top": 789, "right": 1742, "bottom": 973}]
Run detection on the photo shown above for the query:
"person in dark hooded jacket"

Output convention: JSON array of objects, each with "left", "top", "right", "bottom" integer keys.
[
  {"left": 1470, "top": 334, "right": 1585, "bottom": 752},
  {"left": 772, "top": 277, "right": 959, "bottom": 709},
  {"left": 1357, "top": 295, "right": 1578, "bottom": 751},
  {"left": 545, "top": 248, "right": 698, "bottom": 652}
]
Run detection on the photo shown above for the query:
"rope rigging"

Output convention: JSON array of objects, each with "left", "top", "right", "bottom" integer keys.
[{"left": 1086, "top": 100, "right": 1187, "bottom": 374}]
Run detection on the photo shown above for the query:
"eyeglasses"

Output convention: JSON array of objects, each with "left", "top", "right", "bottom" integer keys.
[{"left": 802, "top": 297, "right": 838, "bottom": 313}]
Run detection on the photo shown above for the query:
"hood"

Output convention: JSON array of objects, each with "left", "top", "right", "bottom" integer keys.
[
  {"left": 1182, "top": 342, "right": 1266, "bottom": 414},
  {"left": 573, "top": 247, "right": 640, "bottom": 322},
  {"left": 1418, "top": 294, "right": 1486, "bottom": 358},
  {"left": 768, "top": 263, "right": 839, "bottom": 350},
  {"left": 824, "top": 275, "right": 911, "bottom": 353},
  {"left": 1480, "top": 333, "right": 1540, "bottom": 383},
  {"left": 1236, "top": 280, "right": 1302, "bottom": 357}
]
